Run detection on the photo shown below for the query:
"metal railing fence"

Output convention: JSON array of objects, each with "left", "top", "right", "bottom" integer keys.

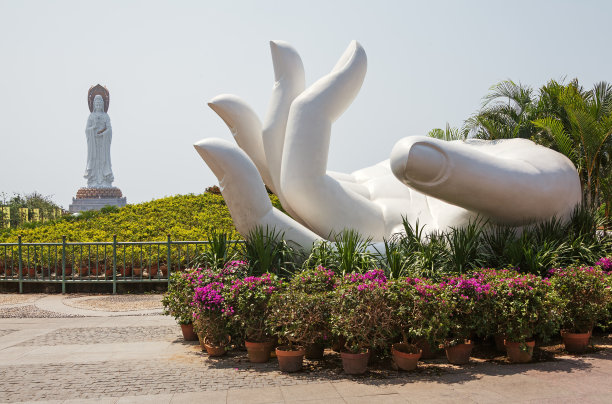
[{"left": 0, "top": 235, "right": 243, "bottom": 294}]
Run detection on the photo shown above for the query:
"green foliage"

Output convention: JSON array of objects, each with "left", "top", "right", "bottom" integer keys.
[
  {"left": 387, "top": 278, "right": 451, "bottom": 347},
  {"left": 331, "top": 271, "right": 395, "bottom": 353},
  {"left": 0, "top": 193, "right": 284, "bottom": 243},
  {"left": 289, "top": 266, "right": 337, "bottom": 294},
  {"left": 0, "top": 192, "right": 65, "bottom": 228},
  {"left": 226, "top": 273, "right": 280, "bottom": 342},
  {"left": 427, "top": 123, "right": 468, "bottom": 141},
  {"left": 446, "top": 218, "right": 486, "bottom": 274},
  {"left": 161, "top": 270, "right": 195, "bottom": 325},
  {"left": 267, "top": 287, "right": 332, "bottom": 349},
  {"left": 462, "top": 78, "right": 612, "bottom": 211},
  {"left": 374, "top": 207, "right": 611, "bottom": 278},
  {"left": 487, "top": 272, "right": 559, "bottom": 343},
  {"left": 242, "top": 226, "right": 298, "bottom": 277},
  {"left": 194, "top": 231, "right": 239, "bottom": 270},
  {"left": 549, "top": 266, "right": 610, "bottom": 333},
  {"left": 330, "top": 229, "right": 377, "bottom": 276},
  {"left": 301, "top": 240, "right": 338, "bottom": 271}
]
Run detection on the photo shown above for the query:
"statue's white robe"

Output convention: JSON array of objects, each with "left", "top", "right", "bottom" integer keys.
[{"left": 84, "top": 112, "right": 114, "bottom": 188}]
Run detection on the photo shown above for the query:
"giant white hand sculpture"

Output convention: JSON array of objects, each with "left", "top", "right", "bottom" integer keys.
[{"left": 195, "top": 41, "right": 581, "bottom": 248}]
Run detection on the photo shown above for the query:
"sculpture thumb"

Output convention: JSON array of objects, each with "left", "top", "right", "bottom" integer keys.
[
  {"left": 390, "top": 136, "right": 582, "bottom": 225},
  {"left": 194, "top": 138, "right": 321, "bottom": 248}
]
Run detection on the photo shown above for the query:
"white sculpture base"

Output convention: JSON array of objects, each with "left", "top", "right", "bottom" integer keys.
[{"left": 68, "top": 187, "right": 127, "bottom": 213}]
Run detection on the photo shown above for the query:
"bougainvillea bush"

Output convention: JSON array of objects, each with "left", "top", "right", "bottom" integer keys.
[
  {"left": 163, "top": 255, "right": 612, "bottom": 362},
  {"left": 387, "top": 277, "right": 451, "bottom": 348},
  {"left": 266, "top": 266, "right": 338, "bottom": 349},
  {"left": 226, "top": 273, "right": 281, "bottom": 342},
  {"left": 192, "top": 281, "right": 233, "bottom": 345},
  {"left": 331, "top": 269, "right": 395, "bottom": 353},
  {"left": 488, "top": 271, "right": 559, "bottom": 343},
  {"left": 441, "top": 274, "right": 497, "bottom": 345},
  {"left": 595, "top": 257, "right": 612, "bottom": 271},
  {"left": 549, "top": 266, "right": 610, "bottom": 333},
  {"left": 162, "top": 269, "right": 196, "bottom": 325}
]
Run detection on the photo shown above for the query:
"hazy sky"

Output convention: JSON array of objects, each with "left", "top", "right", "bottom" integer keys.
[{"left": 1, "top": 0, "right": 610, "bottom": 208}]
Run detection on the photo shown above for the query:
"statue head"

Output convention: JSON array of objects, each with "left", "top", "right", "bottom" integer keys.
[{"left": 93, "top": 95, "right": 104, "bottom": 112}]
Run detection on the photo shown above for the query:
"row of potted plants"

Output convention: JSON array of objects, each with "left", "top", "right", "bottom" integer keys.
[{"left": 163, "top": 259, "right": 612, "bottom": 374}]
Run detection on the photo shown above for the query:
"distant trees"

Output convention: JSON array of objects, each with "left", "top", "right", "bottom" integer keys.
[{"left": 0, "top": 192, "right": 64, "bottom": 228}]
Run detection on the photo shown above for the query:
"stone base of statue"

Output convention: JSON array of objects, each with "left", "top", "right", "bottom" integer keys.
[{"left": 68, "top": 187, "right": 127, "bottom": 213}]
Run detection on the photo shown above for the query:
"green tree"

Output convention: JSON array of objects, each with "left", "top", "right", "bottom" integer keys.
[
  {"left": 533, "top": 80, "right": 612, "bottom": 209},
  {"left": 427, "top": 123, "right": 468, "bottom": 141},
  {"left": 465, "top": 80, "right": 539, "bottom": 140}
]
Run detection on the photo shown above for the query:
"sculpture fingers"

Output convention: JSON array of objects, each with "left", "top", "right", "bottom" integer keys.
[
  {"left": 194, "top": 138, "right": 321, "bottom": 249},
  {"left": 280, "top": 41, "right": 386, "bottom": 240},
  {"left": 208, "top": 95, "right": 274, "bottom": 192},
  {"left": 262, "top": 40, "right": 305, "bottom": 194},
  {"left": 390, "top": 136, "right": 582, "bottom": 225}
]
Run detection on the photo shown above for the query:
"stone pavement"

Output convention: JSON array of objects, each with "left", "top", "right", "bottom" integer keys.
[{"left": 1, "top": 294, "right": 612, "bottom": 403}]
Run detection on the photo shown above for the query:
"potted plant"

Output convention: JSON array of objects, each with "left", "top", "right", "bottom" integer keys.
[
  {"left": 387, "top": 277, "right": 451, "bottom": 370},
  {"left": 492, "top": 273, "right": 558, "bottom": 362},
  {"left": 227, "top": 273, "right": 280, "bottom": 362},
  {"left": 331, "top": 269, "right": 394, "bottom": 374},
  {"left": 267, "top": 270, "right": 334, "bottom": 371},
  {"left": 549, "top": 266, "right": 609, "bottom": 353},
  {"left": 439, "top": 275, "right": 495, "bottom": 365},
  {"left": 192, "top": 281, "right": 233, "bottom": 356},
  {"left": 287, "top": 266, "right": 337, "bottom": 359},
  {"left": 162, "top": 269, "right": 198, "bottom": 341}
]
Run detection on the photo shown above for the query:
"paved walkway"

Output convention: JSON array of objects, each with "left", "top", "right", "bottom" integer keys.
[{"left": 1, "top": 294, "right": 612, "bottom": 403}]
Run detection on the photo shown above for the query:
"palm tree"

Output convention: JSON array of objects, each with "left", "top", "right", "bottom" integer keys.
[
  {"left": 427, "top": 123, "right": 468, "bottom": 141},
  {"left": 464, "top": 80, "right": 539, "bottom": 140},
  {"left": 532, "top": 80, "right": 612, "bottom": 209}
]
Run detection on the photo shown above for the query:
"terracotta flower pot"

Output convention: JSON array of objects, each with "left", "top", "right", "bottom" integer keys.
[
  {"left": 62, "top": 265, "right": 73, "bottom": 276},
  {"left": 332, "top": 335, "right": 346, "bottom": 352},
  {"left": 276, "top": 346, "right": 306, "bottom": 372},
  {"left": 444, "top": 340, "right": 473, "bottom": 365},
  {"left": 340, "top": 350, "right": 370, "bottom": 375},
  {"left": 201, "top": 335, "right": 230, "bottom": 357},
  {"left": 392, "top": 343, "right": 422, "bottom": 371},
  {"left": 504, "top": 340, "right": 535, "bottom": 363},
  {"left": 79, "top": 267, "right": 89, "bottom": 277},
  {"left": 562, "top": 330, "right": 591, "bottom": 353},
  {"left": 494, "top": 334, "right": 506, "bottom": 352},
  {"left": 24, "top": 268, "right": 36, "bottom": 278},
  {"left": 132, "top": 267, "right": 143, "bottom": 277},
  {"left": 305, "top": 342, "right": 325, "bottom": 360},
  {"left": 245, "top": 340, "right": 274, "bottom": 363},
  {"left": 180, "top": 323, "right": 199, "bottom": 341},
  {"left": 416, "top": 339, "right": 439, "bottom": 359},
  {"left": 119, "top": 267, "right": 132, "bottom": 277}
]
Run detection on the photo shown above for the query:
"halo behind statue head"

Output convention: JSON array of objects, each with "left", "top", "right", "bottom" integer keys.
[{"left": 88, "top": 84, "right": 110, "bottom": 113}]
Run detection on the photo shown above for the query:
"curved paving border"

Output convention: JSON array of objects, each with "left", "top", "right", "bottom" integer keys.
[{"left": 34, "top": 295, "right": 163, "bottom": 317}]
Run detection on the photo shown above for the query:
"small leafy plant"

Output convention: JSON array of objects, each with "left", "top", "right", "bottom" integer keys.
[
  {"left": 162, "top": 269, "right": 197, "bottom": 325},
  {"left": 330, "top": 269, "right": 395, "bottom": 353},
  {"left": 192, "top": 281, "right": 233, "bottom": 345},
  {"left": 549, "top": 266, "right": 610, "bottom": 333},
  {"left": 227, "top": 273, "right": 280, "bottom": 342},
  {"left": 489, "top": 271, "right": 559, "bottom": 343},
  {"left": 387, "top": 277, "right": 451, "bottom": 348},
  {"left": 438, "top": 273, "right": 496, "bottom": 345}
]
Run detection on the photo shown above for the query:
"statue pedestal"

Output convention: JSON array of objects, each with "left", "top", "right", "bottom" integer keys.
[{"left": 68, "top": 187, "right": 127, "bottom": 213}]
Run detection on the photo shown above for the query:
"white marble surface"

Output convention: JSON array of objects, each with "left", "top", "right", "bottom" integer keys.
[
  {"left": 84, "top": 95, "right": 114, "bottom": 188},
  {"left": 195, "top": 40, "right": 581, "bottom": 248}
]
